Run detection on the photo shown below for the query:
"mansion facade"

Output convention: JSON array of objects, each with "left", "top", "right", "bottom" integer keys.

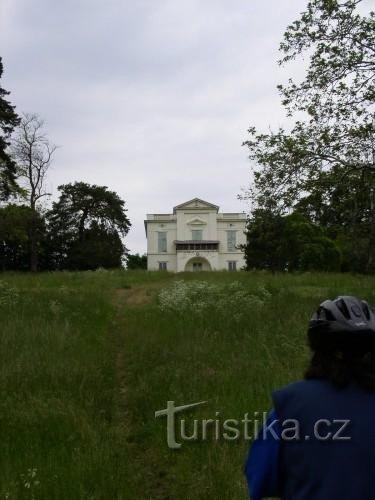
[{"left": 144, "top": 198, "right": 246, "bottom": 272}]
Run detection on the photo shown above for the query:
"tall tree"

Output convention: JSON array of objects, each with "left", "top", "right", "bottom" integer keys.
[
  {"left": 244, "top": 0, "right": 374, "bottom": 208},
  {"left": 243, "top": 0, "right": 374, "bottom": 273},
  {"left": 12, "top": 113, "right": 56, "bottom": 210},
  {"left": 47, "top": 182, "right": 131, "bottom": 270},
  {"left": 65, "top": 222, "right": 125, "bottom": 270},
  {"left": 0, "top": 57, "right": 20, "bottom": 199},
  {"left": 11, "top": 113, "right": 56, "bottom": 271}
]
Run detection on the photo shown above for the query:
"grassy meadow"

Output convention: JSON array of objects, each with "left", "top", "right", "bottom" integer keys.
[{"left": 0, "top": 270, "right": 374, "bottom": 499}]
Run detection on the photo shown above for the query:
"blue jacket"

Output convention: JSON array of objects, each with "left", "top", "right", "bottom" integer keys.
[{"left": 245, "top": 379, "right": 375, "bottom": 499}]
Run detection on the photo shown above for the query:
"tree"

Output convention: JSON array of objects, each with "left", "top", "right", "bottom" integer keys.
[
  {"left": 11, "top": 113, "right": 56, "bottom": 271},
  {"left": 244, "top": 0, "right": 374, "bottom": 206},
  {"left": 0, "top": 57, "right": 20, "bottom": 200},
  {"left": 126, "top": 253, "right": 147, "bottom": 270},
  {"left": 0, "top": 204, "right": 45, "bottom": 271},
  {"left": 47, "top": 182, "right": 131, "bottom": 270},
  {"left": 244, "top": 210, "right": 341, "bottom": 272},
  {"left": 12, "top": 114, "right": 56, "bottom": 209},
  {"left": 296, "top": 166, "right": 375, "bottom": 272},
  {"left": 243, "top": 0, "right": 374, "bottom": 273},
  {"left": 279, "top": 0, "right": 374, "bottom": 132},
  {"left": 243, "top": 209, "right": 287, "bottom": 272},
  {"left": 65, "top": 222, "right": 124, "bottom": 270},
  {"left": 282, "top": 212, "right": 342, "bottom": 272}
]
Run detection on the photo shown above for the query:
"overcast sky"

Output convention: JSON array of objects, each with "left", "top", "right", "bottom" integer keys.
[{"left": 1, "top": 0, "right": 306, "bottom": 253}]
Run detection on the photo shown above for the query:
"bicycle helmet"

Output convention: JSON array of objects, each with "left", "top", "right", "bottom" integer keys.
[{"left": 308, "top": 296, "right": 375, "bottom": 353}]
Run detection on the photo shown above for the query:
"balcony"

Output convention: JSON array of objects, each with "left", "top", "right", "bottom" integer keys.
[{"left": 174, "top": 240, "right": 219, "bottom": 251}]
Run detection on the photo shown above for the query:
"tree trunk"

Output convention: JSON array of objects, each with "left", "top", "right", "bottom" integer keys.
[
  {"left": 30, "top": 234, "right": 38, "bottom": 272},
  {"left": 29, "top": 208, "right": 38, "bottom": 273}
]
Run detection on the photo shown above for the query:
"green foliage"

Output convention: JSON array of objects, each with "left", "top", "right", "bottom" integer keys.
[
  {"left": 47, "top": 182, "right": 131, "bottom": 270},
  {"left": 243, "top": 210, "right": 286, "bottom": 271},
  {"left": 244, "top": 210, "right": 341, "bottom": 272},
  {"left": 0, "top": 57, "right": 20, "bottom": 200},
  {"left": 283, "top": 213, "right": 342, "bottom": 272},
  {"left": 66, "top": 222, "right": 124, "bottom": 270},
  {"left": 279, "top": 0, "right": 374, "bottom": 126},
  {"left": 243, "top": 0, "right": 374, "bottom": 273},
  {"left": 296, "top": 166, "right": 375, "bottom": 273},
  {"left": 48, "top": 181, "right": 131, "bottom": 239},
  {"left": 126, "top": 252, "right": 147, "bottom": 270},
  {"left": 0, "top": 204, "right": 45, "bottom": 271},
  {"left": 0, "top": 183, "right": 132, "bottom": 272}
]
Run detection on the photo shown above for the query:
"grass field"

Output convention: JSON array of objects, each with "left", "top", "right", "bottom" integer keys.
[{"left": 1, "top": 270, "right": 374, "bottom": 499}]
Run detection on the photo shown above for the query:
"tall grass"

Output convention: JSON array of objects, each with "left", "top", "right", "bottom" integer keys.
[
  {"left": 0, "top": 270, "right": 374, "bottom": 498},
  {"left": 0, "top": 271, "right": 131, "bottom": 499},
  {"left": 116, "top": 271, "right": 375, "bottom": 499}
]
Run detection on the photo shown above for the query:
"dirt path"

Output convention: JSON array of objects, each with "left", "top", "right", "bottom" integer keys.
[{"left": 111, "top": 284, "right": 173, "bottom": 499}]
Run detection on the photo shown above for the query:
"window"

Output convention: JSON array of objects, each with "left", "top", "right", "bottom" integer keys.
[
  {"left": 158, "top": 231, "right": 167, "bottom": 252},
  {"left": 159, "top": 262, "right": 167, "bottom": 271},
  {"left": 228, "top": 261, "right": 237, "bottom": 271},
  {"left": 227, "top": 230, "right": 237, "bottom": 251},
  {"left": 191, "top": 229, "right": 203, "bottom": 241}
]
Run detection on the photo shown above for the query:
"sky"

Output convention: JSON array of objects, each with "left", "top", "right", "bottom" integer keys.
[{"left": 1, "top": 0, "right": 306, "bottom": 253}]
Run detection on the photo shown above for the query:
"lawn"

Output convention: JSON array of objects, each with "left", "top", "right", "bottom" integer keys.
[{"left": 0, "top": 270, "right": 374, "bottom": 499}]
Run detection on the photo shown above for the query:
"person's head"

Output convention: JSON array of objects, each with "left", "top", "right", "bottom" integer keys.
[{"left": 305, "top": 296, "right": 375, "bottom": 390}]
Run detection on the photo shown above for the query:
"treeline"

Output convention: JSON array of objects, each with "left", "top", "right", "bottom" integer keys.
[
  {"left": 0, "top": 183, "right": 132, "bottom": 271},
  {"left": 242, "top": 0, "right": 374, "bottom": 274},
  {"left": 0, "top": 58, "right": 134, "bottom": 272}
]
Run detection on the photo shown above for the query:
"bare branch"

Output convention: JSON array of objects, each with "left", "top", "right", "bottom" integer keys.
[{"left": 11, "top": 113, "right": 57, "bottom": 209}]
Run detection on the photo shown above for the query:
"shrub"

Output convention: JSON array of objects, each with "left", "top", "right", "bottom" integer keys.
[{"left": 158, "top": 280, "right": 270, "bottom": 321}]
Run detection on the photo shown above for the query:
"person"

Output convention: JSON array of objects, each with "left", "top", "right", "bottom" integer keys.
[{"left": 244, "top": 295, "right": 375, "bottom": 500}]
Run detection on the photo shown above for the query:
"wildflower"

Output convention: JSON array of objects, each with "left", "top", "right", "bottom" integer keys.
[{"left": 157, "top": 280, "right": 268, "bottom": 316}]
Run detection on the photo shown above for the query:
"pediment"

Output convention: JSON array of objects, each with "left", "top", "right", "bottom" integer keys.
[
  {"left": 173, "top": 198, "right": 219, "bottom": 213},
  {"left": 186, "top": 217, "right": 207, "bottom": 226}
]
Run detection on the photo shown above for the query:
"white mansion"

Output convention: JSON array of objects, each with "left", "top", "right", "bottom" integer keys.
[{"left": 144, "top": 198, "right": 246, "bottom": 272}]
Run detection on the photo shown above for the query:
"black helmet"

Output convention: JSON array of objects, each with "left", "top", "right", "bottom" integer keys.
[{"left": 308, "top": 296, "right": 375, "bottom": 353}]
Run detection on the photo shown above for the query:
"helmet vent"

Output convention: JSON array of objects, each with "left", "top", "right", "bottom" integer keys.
[
  {"left": 318, "top": 307, "right": 335, "bottom": 321},
  {"left": 336, "top": 299, "right": 351, "bottom": 319},
  {"left": 362, "top": 302, "right": 371, "bottom": 320}
]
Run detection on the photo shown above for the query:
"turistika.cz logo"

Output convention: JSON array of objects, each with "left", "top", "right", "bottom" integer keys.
[{"left": 155, "top": 400, "right": 351, "bottom": 449}]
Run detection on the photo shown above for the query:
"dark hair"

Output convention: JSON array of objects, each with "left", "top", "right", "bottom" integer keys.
[{"left": 305, "top": 350, "right": 375, "bottom": 391}]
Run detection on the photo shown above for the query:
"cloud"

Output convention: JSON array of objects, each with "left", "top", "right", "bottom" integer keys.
[{"left": 1, "top": 0, "right": 304, "bottom": 253}]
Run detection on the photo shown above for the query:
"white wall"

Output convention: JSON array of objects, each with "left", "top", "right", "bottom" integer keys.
[
  {"left": 146, "top": 219, "right": 177, "bottom": 271},
  {"left": 218, "top": 253, "right": 246, "bottom": 271},
  {"left": 176, "top": 209, "right": 218, "bottom": 241},
  {"left": 146, "top": 203, "right": 247, "bottom": 272},
  {"left": 147, "top": 253, "right": 177, "bottom": 271}
]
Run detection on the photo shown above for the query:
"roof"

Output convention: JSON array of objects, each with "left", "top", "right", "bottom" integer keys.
[{"left": 173, "top": 198, "right": 219, "bottom": 214}]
